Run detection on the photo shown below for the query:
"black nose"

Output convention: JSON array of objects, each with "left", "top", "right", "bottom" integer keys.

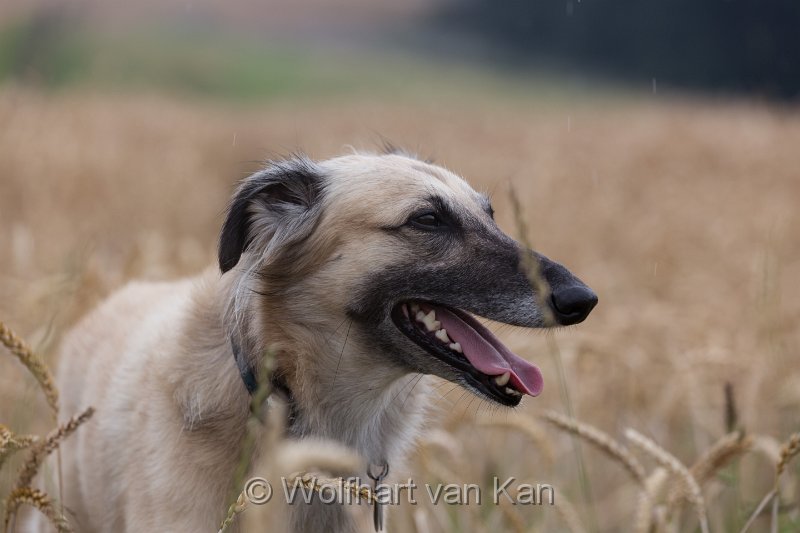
[{"left": 550, "top": 286, "right": 598, "bottom": 325}]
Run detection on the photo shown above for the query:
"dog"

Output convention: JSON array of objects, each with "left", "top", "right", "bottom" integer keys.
[{"left": 37, "top": 151, "right": 596, "bottom": 532}]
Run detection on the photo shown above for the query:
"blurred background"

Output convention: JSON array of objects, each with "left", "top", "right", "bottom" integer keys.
[
  {"left": 1, "top": 1, "right": 799, "bottom": 532},
  {"left": 2, "top": 0, "right": 799, "bottom": 100}
]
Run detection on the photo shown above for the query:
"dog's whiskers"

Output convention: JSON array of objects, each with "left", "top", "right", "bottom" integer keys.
[
  {"left": 330, "top": 320, "right": 352, "bottom": 390},
  {"left": 399, "top": 374, "right": 425, "bottom": 412}
]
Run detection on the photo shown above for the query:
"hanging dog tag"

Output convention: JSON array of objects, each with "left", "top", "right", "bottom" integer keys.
[{"left": 367, "top": 462, "right": 389, "bottom": 532}]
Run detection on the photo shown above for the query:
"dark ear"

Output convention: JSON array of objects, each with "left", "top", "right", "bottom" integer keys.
[{"left": 218, "top": 158, "right": 325, "bottom": 273}]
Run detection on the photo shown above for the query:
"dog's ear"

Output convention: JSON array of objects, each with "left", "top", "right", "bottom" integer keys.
[{"left": 219, "top": 158, "right": 325, "bottom": 273}]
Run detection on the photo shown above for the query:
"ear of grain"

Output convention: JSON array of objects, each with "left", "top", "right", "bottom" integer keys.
[
  {"left": 3, "top": 487, "right": 72, "bottom": 533},
  {"left": 0, "top": 320, "right": 60, "bottom": 420},
  {"left": 285, "top": 472, "right": 376, "bottom": 504},
  {"left": 274, "top": 438, "right": 362, "bottom": 478},
  {"left": 724, "top": 382, "right": 738, "bottom": 433},
  {"left": 0, "top": 425, "right": 39, "bottom": 470},
  {"left": 13, "top": 407, "right": 94, "bottom": 490},
  {"left": 664, "top": 430, "right": 753, "bottom": 515},
  {"left": 542, "top": 410, "right": 646, "bottom": 484},
  {"left": 691, "top": 431, "right": 752, "bottom": 485},
  {"left": 775, "top": 432, "right": 799, "bottom": 481},
  {"left": 217, "top": 490, "right": 248, "bottom": 533},
  {"left": 624, "top": 428, "right": 709, "bottom": 533}
]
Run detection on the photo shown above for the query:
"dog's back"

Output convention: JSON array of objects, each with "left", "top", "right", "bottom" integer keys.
[{"left": 38, "top": 279, "right": 199, "bottom": 532}]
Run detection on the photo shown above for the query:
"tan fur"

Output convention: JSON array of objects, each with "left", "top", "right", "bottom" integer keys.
[{"left": 30, "top": 154, "right": 494, "bottom": 532}]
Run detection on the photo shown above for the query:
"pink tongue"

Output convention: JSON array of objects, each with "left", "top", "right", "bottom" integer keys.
[{"left": 430, "top": 306, "right": 544, "bottom": 396}]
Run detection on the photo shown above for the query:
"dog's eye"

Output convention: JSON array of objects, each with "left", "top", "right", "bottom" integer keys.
[{"left": 410, "top": 212, "right": 444, "bottom": 230}]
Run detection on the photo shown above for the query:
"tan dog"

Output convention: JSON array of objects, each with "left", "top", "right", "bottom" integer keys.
[{"left": 36, "top": 152, "right": 596, "bottom": 532}]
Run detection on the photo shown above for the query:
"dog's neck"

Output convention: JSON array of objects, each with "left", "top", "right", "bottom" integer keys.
[
  {"left": 260, "top": 326, "right": 430, "bottom": 470},
  {"left": 177, "top": 269, "right": 430, "bottom": 530},
  {"left": 275, "top": 346, "right": 429, "bottom": 533}
]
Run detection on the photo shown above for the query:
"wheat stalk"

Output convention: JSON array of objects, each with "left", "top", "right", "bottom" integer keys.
[
  {"left": 0, "top": 320, "right": 59, "bottom": 420},
  {"left": 3, "top": 487, "right": 72, "bottom": 533},
  {"left": 542, "top": 410, "right": 646, "bottom": 484},
  {"left": 228, "top": 347, "right": 275, "bottom": 506},
  {"left": 0, "top": 425, "right": 39, "bottom": 470},
  {"left": 739, "top": 488, "right": 776, "bottom": 533},
  {"left": 624, "top": 428, "right": 709, "bottom": 533},
  {"left": 13, "top": 407, "right": 94, "bottom": 490},
  {"left": 740, "top": 431, "right": 800, "bottom": 533}
]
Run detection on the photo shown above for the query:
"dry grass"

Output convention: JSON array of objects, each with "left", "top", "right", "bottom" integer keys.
[
  {"left": 1, "top": 83, "right": 799, "bottom": 531},
  {"left": 1, "top": 322, "right": 94, "bottom": 532},
  {"left": 625, "top": 428, "right": 710, "bottom": 533},
  {"left": 11, "top": 407, "right": 94, "bottom": 491},
  {"left": 4, "top": 487, "right": 71, "bottom": 533},
  {"left": 0, "top": 427, "right": 37, "bottom": 471},
  {"left": 0, "top": 321, "right": 58, "bottom": 421},
  {"left": 776, "top": 432, "right": 800, "bottom": 480}
]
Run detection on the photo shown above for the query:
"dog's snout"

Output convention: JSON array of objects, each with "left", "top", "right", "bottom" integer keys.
[
  {"left": 550, "top": 286, "right": 597, "bottom": 325},
  {"left": 530, "top": 251, "right": 597, "bottom": 326}
]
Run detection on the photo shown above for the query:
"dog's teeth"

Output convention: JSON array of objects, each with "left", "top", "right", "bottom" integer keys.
[
  {"left": 494, "top": 372, "right": 510, "bottom": 386},
  {"left": 410, "top": 303, "right": 420, "bottom": 314},
  {"left": 449, "top": 342, "right": 462, "bottom": 353},
  {"left": 505, "top": 387, "right": 521, "bottom": 397},
  {"left": 422, "top": 311, "right": 439, "bottom": 332},
  {"left": 415, "top": 311, "right": 426, "bottom": 323},
  {"left": 435, "top": 329, "right": 451, "bottom": 343}
]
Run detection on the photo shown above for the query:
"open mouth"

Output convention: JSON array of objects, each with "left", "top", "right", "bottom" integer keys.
[{"left": 391, "top": 301, "right": 544, "bottom": 407}]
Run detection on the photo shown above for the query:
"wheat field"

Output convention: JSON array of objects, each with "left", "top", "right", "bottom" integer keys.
[{"left": 1, "top": 84, "right": 799, "bottom": 532}]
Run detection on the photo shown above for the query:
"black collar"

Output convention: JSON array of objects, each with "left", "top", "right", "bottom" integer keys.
[
  {"left": 231, "top": 338, "right": 298, "bottom": 428},
  {"left": 231, "top": 337, "right": 259, "bottom": 395}
]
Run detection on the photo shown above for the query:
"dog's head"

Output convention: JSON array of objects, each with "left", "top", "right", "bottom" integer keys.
[{"left": 219, "top": 153, "right": 596, "bottom": 407}]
